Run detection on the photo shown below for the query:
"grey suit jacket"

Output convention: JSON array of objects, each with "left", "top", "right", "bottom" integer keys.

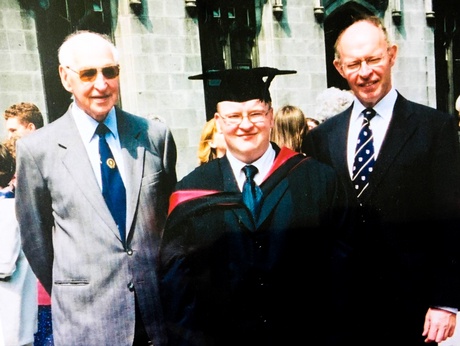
[{"left": 15, "top": 107, "right": 177, "bottom": 346}]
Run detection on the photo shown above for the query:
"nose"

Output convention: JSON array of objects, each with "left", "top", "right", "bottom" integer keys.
[
  {"left": 93, "top": 71, "right": 108, "bottom": 88},
  {"left": 239, "top": 114, "right": 254, "bottom": 127},
  {"left": 358, "top": 61, "right": 372, "bottom": 76}
]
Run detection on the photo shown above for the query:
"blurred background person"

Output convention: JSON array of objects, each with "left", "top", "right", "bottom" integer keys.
[
  {"left": 3, "top": 102, "right": 44, "bottom": 140},
  {"left": 314, "top": 86, "right": 354, "bottom": 123},
  {"left": 0, "top": 140, "right": 38, "bottom": 346},
  {"left": 305, "top": 116, "right": 320, "bottom": 131},
  {"left": 270, "top": 104, "right": 306, "bottom": 153},
  {"left": 197, "top": 117, "right": 226, "bottom": 165},
  {"left": 3, "top": 102, "right": 53, "bottom": 346}
]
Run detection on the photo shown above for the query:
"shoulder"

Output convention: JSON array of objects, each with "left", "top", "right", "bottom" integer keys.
[
  {"left": 176, "top": 159, "right": 223, "bottom": 190},
  {"left": 296, "top": 156, "right": 337, "bottom": 178},
  {"left": 117, "top": 109, "right": 164, "bottom": 130},
  {"left": 117, "top": 108, "right": 174, "bottom": 142},
  {"left": 312, "top": 108, "right": 350, "bottom": 133},
  {"left": 396, "top": 93, "right": 453, "bottom": 121},
  {"left": 22, "top": 110, "right": 69, "bottom": 137}
]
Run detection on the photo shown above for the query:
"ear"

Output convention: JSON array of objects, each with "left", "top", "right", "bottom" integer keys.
[
  {"left": 333, "top": 59, "right": 346, "bottom": 79},
  {"left": 59, "top": 65, "right": 73, "bottom": 93},
  {"left": 27, "top": 123, "right": 36, "bottom": 131},
  {"left": 387, "top": 44, "right": 398, "bottom": 67}
]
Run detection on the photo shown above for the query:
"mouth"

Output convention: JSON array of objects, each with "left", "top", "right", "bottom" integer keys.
[
  {"left": 92, "top": 95, "right": 110, "bottom": 99},
  {"left": 359, "top": 80, "right": 377, "bottom": 88},
  {"left": 237, "top": 132, "right": 257, "bottom": 138}
]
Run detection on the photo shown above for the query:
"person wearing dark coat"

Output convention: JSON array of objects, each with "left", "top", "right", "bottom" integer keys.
[
  {"left": 159, "top": 67, "right": 350, "bottom": 346},
  {"left": 303, "top": 15, "right": 460, "bottom": 346}
]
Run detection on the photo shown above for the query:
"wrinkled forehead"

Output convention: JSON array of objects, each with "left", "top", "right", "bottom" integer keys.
[
  {"left": 337, "top": 23, "right": 387, "bottom": 59},
  {"left": 60, "top": 33, "right": 118, "bottom": 67}
]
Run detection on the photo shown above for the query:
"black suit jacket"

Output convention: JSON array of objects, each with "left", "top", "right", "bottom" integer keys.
[{"left": 303, "top": 92, "right": 460, "bottom": 345}]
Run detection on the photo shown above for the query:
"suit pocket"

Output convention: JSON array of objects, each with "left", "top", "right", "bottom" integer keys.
[{"left": 54, "top": 279, "right": 89, "bottom": 286}]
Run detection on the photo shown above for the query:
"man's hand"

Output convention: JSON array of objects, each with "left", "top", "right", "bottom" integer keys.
[{"left": 422, "top": 307, "right": 456, "bottom": 343}]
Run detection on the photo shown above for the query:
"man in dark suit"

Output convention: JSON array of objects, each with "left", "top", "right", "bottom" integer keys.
[
  {"left": 159, "top": 67, "right": 350, "bottom": 346},
  {"left": 15, "top": 31, "right": 177, "bottom": 346},
  {"left": 303, "top": 15, "right": 460, "bottom": 346}
]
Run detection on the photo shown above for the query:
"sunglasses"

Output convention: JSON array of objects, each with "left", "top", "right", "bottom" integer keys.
[{"left": 65, "top": 65, "right": 120, "bottom": 82}]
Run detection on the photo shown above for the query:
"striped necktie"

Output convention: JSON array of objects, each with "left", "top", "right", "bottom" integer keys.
[{"left": 352, "top": 108, "right": 376, "bottom": 199}]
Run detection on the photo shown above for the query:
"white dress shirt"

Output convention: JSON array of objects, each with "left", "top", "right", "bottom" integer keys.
[
  {"left": 347, "top": 88, "right": 397, "bottom": 177},
  {"left": 0, "top": 195, "right": 38, "bottom": 346},
  {"left": 226, "top": 144, "right": 276, "bottom": 191},
  {"left": 71, "top": 103, "right": 126, "bottom": 190}
]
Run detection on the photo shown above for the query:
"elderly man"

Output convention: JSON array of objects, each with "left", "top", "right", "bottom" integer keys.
[
  {"left": 303, "top": 15, "right": 460, "bottom": 346},
  {"left": 15, "top": 31, "right": 177, "bottom": 346}
]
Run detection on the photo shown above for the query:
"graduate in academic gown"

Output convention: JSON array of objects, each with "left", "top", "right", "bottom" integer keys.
[{"left": 159, "top": 67, "right": 351, "bottom": 346}]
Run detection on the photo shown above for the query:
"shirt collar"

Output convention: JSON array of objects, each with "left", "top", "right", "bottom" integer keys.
[
  {"left": 351, "top": 88, "right": 398, "bottom": 123},
  {"left": 71, "top": 103, "right": 118, "bottom": 143},
  {"left": 226, "top": 143, "right": 275, "bottom": 184}
]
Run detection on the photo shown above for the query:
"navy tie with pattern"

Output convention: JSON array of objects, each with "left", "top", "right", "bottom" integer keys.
[
  {"left": 242, "top": 164, "right": 263, "bottom": 221},
  {"left": 352, "top": 108, "right": 376, "bottom": 199},
  {"left": 96, "top": 123, "right": 126, "bottom": 245}
]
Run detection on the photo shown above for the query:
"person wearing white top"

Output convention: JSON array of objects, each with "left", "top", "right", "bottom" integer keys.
[{"left": 0, "top": 143, "right": 37, "bottom": 346}]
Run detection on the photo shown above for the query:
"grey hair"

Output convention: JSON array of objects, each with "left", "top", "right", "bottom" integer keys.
[
  {"left": 58, "top": 30, "right": 119, "bottom": 66},
  {"left": 314, "top": 87, "right": 354, "bottom": 122}
]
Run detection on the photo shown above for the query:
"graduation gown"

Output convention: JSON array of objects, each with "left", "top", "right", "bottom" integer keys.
[{"left": 159, "top": 145, "right": 349, "bottom": 346}]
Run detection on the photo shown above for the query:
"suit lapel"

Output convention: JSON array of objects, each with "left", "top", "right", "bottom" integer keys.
[
  {"left": 257, "top": 179, "right": 288, "bottom": 227},
  {"left": 256, "top": 146, "right": 301, "bottom": 227},
  {"left": 360, "top": 94, "right": 418, "bottom": 201},
  {"left": 117, "top": 109, "right": 144, "bottom": 240},
  {"left": 328, "top": 113, "right": 353, "bottom": 185},
  {"left": 58, "top": 112, "right": 120, "bottom": 237}
]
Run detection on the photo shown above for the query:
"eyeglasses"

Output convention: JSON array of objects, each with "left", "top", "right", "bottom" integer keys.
[
  {"left": 219, "top": 110, "right": 269, "bottom": 126},
  {"left": 341, "top": 53, "right": 387, "bottom": 73},
  {"left": 65, "top": 65, "right": 120, "bottom": 82}
]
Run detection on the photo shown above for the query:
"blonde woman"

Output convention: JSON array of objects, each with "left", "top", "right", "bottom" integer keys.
[
  {"left": 270, "top": 105, "right": 306, "bottom": 153},
  {"left": 197, "top": 118, "right": 226, "bottom": 165}
]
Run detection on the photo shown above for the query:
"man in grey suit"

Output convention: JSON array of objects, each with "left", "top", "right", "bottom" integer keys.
[
  {"left": 303, "top": 15, "right": 460, "bottom": 346},
  {"left": 15, "top": 31, "right": 177, "bottom": 346}
]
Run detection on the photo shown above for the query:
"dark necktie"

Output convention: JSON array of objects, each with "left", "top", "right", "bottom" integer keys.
[
  {"left": 352, "top": 108, "right": 376, "bottom": 199},
  {"left": 96, "top": 123, "right": 126, "bottom": 244},
  {"left": 242, "top": 165, "right": 263, "bottom": 220}
]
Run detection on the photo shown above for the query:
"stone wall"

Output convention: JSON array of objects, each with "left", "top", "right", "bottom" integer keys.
[
  {"left": 0, "top": 0, "right": 47, "bottom": 138},
  {"left": 0, "top": 0, "right": 439, "bottom": 179}
]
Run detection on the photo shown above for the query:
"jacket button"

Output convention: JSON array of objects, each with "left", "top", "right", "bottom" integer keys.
[
  {"left": 127, "top": 249, "right": 133, "bottom": 255},
  {"left": 127, "top": 282, "right": 134, "bottom": 291}
]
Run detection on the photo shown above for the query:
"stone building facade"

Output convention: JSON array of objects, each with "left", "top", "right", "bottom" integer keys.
[{"left": 0, "top": 0, "right": 459, "bottom": 179}]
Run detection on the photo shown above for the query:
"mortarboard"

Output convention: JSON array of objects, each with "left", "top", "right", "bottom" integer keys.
[{"left": 189, "top": 67, "right": 297, "bottom": 103}]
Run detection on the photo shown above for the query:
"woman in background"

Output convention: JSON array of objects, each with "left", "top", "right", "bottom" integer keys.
[
  {"left": 271, "top": 105, "right": 307, "bottom": 153},
  {"left": 197, "top": 118, "right": 226, "bottom": 165}
]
